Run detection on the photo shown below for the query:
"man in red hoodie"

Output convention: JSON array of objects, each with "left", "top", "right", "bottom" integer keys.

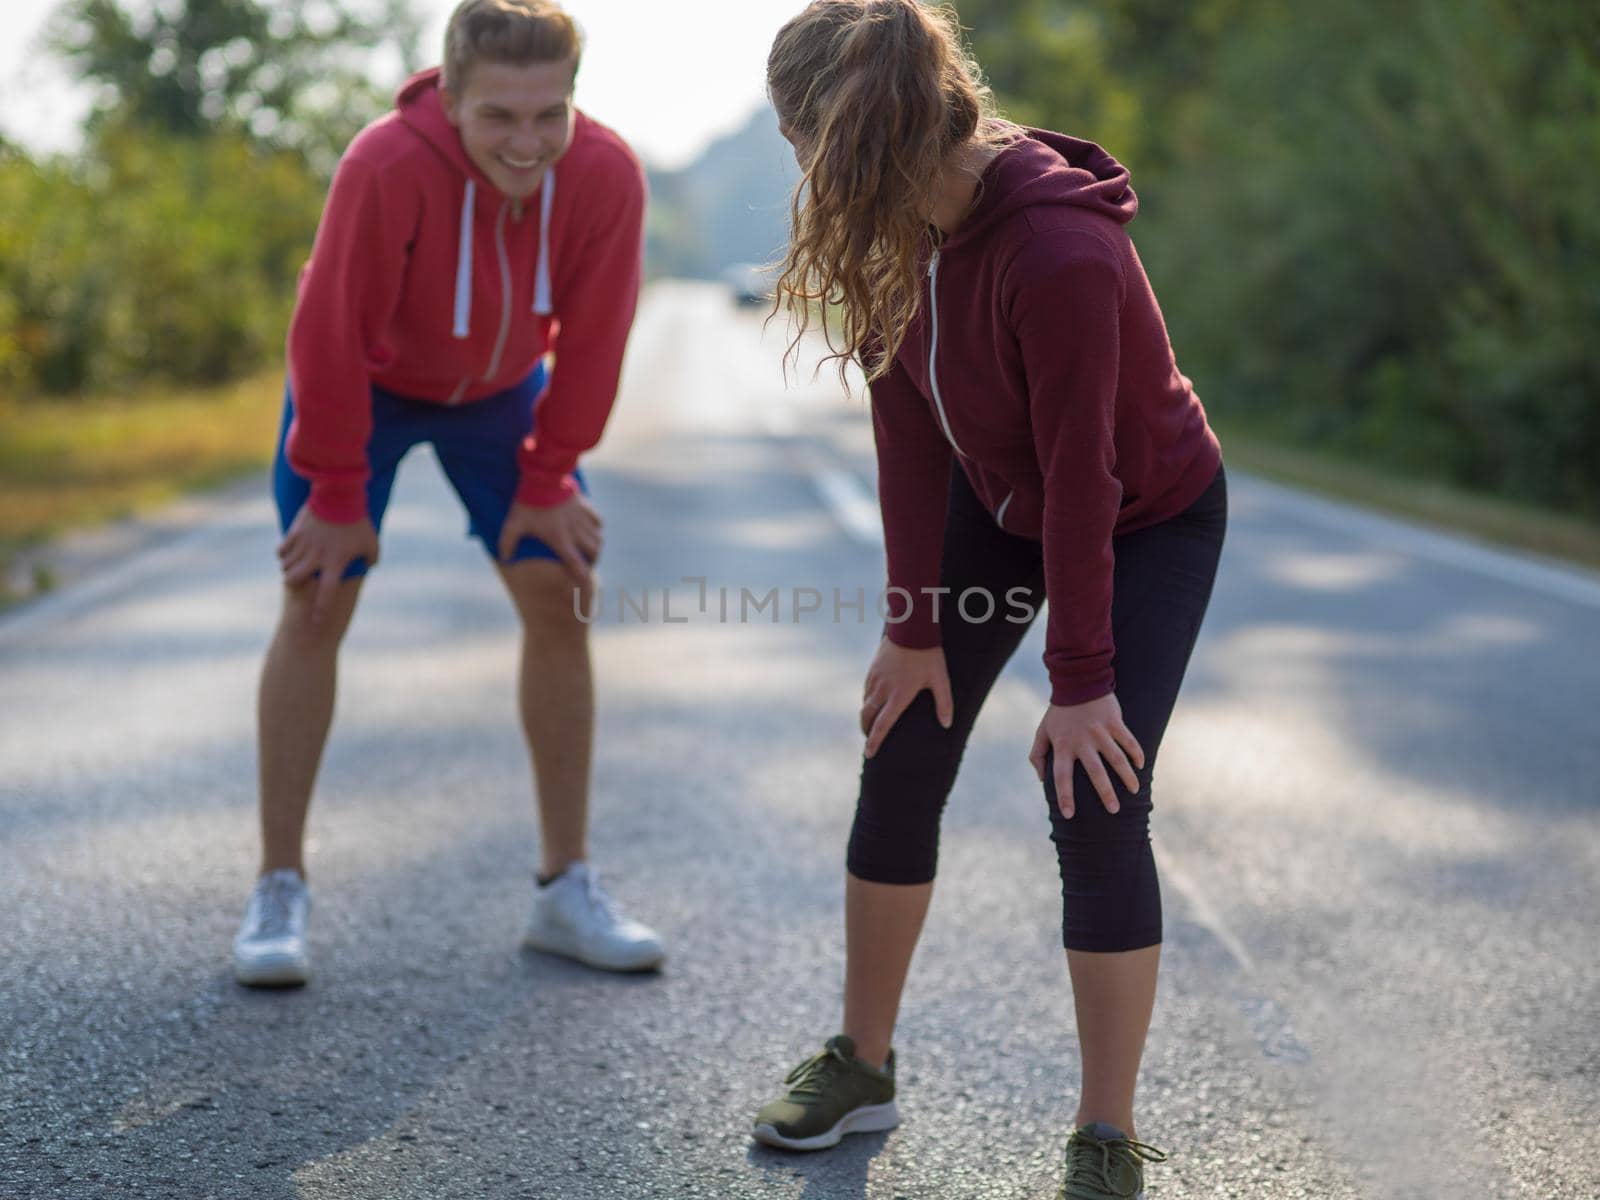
[{"left": 231, "top": 0, "right": 663, "bottom": 987}]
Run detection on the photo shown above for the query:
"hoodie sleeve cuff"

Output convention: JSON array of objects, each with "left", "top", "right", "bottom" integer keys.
[
  {"left": 885, "top": 619, "right": 942, "bottom": 650},
  {"left": 515, "top": 471, "right": 581, "bottom": 509},
  {"left": 883, "top": 589, "right": 944, "bottom": 650},
  {"left": 307, "top": 482, "right": 369, "bottom": 525},
  {"left": 1047, "top": 669, "right": 1117, "bottom": 708}
]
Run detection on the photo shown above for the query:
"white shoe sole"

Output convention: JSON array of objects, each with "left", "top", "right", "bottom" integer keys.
[
  {"left": 752, "top": 1100, "right": 900, "bottom": 1151},
  {"left": 521, "top": 927, "right": 664, "bottom": 973},
  {"left": 233, "top": 950, "right": 310, "bottom": 987}
]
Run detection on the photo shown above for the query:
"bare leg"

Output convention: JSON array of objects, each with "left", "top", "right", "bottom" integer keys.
[
  {"left": 1067, "top": 944, "right": 1161, "bottom": 1136},
  {"left": 497, "top": 560, "right": 594, "bottom": 879},
  {"left": 842, "top": 873, "right": 935, "bottom": 1069},
  {"left": 257, "top": 577, "right": 365, "bottom": 878}
]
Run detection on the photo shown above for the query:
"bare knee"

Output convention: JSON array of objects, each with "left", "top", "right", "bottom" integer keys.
[
  {"left": 273, "top": 580, "right": 362, "bottom": 654},
  {"left": 504, "top": 561, "right": 592, "bottom": 640}
]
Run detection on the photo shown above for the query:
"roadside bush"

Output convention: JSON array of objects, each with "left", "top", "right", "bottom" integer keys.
[
  {"left": 1145, "top": 0, "right": 1600, "bottom": 512},
  {"left": 0, "top": 124, "right": 323, "bottom": 396},
  {"left": 958, "top": 0, "right": 1600, "bottom": 516}
]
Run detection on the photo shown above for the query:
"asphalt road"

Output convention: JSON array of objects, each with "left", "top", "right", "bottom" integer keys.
[{"left": 2, "top": 281, "right": 1597, "bottom": 1199}]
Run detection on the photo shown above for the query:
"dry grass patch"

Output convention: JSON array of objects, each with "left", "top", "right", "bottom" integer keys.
[{"left": 1, "top": 372, "right": 283, "bottom": 601}]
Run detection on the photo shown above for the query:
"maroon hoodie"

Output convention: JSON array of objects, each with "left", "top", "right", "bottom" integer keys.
[
  {"left": 286, "top": 69, "right": 646, "bottom": 523},
  {"left": 872, "top": 127, "right": 1222, "bottom": 706}
]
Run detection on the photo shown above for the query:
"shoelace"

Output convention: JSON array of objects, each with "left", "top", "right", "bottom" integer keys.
[
  {"left": 254, "top": 876, "right": 299, "bottom": 939},
  {"left": 580, "top": 870, "right": 623, "bottom": 924},
  {"left": 783, "top": 1043, "right": 850, "bottom": 1099},
  {"left": 1060, "top": 1130, "right": 1168, "bottom": 1199}
]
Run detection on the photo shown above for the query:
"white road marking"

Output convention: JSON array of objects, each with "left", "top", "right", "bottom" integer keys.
[
  {"left": 804, "top": 459, "right": 882, "bottom": 546},
  {"left": 760, "top": 399, "right": 882, "bottom": 546},
  {"left": 779, "top": 424, "right": 1600, "bottom": 613},
  {"left": 1152, "top": 843, "right": 1258, "bottom": 974},
  {"left": 0, "top": 493, "right": 266, "bottom": 652},
  {"left": 1244, "top": 475, "right": 1600, "bottom": 610}
]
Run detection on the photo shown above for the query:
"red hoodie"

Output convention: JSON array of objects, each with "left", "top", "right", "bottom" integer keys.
[
  {"left": 873, "top": 127, "right": 1222, "bottom": 706},
  {"left": 285, "top": 68, "right": 647, "bottom": 523}
]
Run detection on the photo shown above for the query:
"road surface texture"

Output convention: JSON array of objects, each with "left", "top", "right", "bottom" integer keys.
[{"left": 3, "top": 282, "right": 1597, "bottom": 1198}]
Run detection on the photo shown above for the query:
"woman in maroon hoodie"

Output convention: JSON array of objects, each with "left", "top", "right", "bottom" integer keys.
[{"left": 752, "top": 3, "right": 1225, "bottom": 1195}]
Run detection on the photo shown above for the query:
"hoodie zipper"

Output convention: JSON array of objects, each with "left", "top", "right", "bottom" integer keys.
[
  {"left": 994, "top": 490, "right": 1014, "bottom": 530},
  {"left": 483, "top": 199, "right": 515, "bottom": 381},
  {"left": 930, "top": 249, "right": 1013, "bottom": 531},
  {"left": 447, "top": 193, "right": 519, "bottom": 402},
  {"left": 925, "top": 250, "right": 965, "bottom": 457}
]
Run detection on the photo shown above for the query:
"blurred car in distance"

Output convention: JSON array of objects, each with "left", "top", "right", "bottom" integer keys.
[{"left": 723, "top": 262, "right": 778, "bottom": 307}]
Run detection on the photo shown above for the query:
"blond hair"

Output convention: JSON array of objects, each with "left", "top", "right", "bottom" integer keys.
[
  {"left": 768, "top": 0, "right": 1012, "bottom": 383},
  {"left": 443, "top": 0, "right": 584, "bottom": 93}
]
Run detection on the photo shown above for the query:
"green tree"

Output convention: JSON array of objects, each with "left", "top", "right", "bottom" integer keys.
[
  {"left": 951, "top": 0, "right": 1268, "bottom": 174},
  {"left": 0, "top": 0, "right": 432, "bottom": 396},
  {"left": 48, "top": 0, "right": 425, "bottom": 169},
  {"left": 954, "top": 0, "right": 1144, "bottom": 163},
  {"left": 953, "top": 0, "right": 1600, "bottom": 516},
  {"left": 1142, "top": 0, "right": 1600, "bottom": 511},
  {"left": 0, "top": 148, "right": 99, "bottom": 394},
  {"left": 1, "top": 123, "right": 326, "bottom": 393}
]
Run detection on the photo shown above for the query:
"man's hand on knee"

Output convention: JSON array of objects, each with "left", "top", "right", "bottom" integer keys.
[
  {"left": 277, "top": 509, "right": 380, "bottom": 625},
  {"left": 498, "top": 496, "right": 603, "bottom": 587}
]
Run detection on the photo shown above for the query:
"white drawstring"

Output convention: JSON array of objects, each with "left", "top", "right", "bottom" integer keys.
[
  {"left": 453, "top": 179, "right": 476, "bottom": 338},
  {"left": 458, "top": 169, "right": 552, "bottom": 337},
  {"left": 534, "top": 168, "right": 555, "bottom": 316}
]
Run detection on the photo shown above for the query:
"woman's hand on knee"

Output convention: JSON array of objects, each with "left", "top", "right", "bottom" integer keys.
[
  {"left": 860, "top": 638, "right": 954, "bottom": 759},
  {"left": 1029, "top": 694, "right": 1145, "bottom": 818}
]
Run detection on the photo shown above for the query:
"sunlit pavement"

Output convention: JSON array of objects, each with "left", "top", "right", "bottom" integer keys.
[{"left": 2, "top": 281, "right": 1597, "bottom": 1198}]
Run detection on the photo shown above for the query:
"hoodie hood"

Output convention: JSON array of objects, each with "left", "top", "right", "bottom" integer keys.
[
  {"left": 942, "top": 124, "right": 1138, "bottom": 251},
  {"left": 396, "top": 67, "right": 493, "bottom": 188}
]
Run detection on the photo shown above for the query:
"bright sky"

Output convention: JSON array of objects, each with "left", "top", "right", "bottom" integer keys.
[{"left": 0, "top": 0, "right": 804, "bottom": 168}]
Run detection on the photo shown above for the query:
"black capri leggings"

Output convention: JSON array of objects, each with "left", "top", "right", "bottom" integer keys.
[{"left": 847, "top": 462, "right": 1227, "bottom": 952}]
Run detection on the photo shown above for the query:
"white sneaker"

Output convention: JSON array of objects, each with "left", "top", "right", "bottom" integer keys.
[
  {"left": 522, "top": 863, "right": 664, "bottom": 972},
  {"left": 232, "top": 868, "right": 312, "bottom": 986}
]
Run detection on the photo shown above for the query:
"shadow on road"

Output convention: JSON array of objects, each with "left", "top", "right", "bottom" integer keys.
[{"left": 746, "top": 1133, "right": 890, "bottom": 1199}]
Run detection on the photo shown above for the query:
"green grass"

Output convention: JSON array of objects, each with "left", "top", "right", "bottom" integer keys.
[
  {"left": 1213, "top": 419, "right": 1600, "bottom": 572},
  {"left": 0, "top": 372, "right": 284, "bottom": 606}
]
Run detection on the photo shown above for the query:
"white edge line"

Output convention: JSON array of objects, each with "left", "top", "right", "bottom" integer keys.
[
  {"left": 992, "top": 679, "right": 1259, "bottom": 979},
  {"left": 779, "top": 434, "right": 1600, "bottom": 612},
  {"left": 761, "top": 401, "right": 882, "bottom": 547},
  {"left": 806, "top": 459, "right": 882, "bottom": 547},
  {"left": 1242, "top": 474, "right": 1600, "bottom": 611},
  {"left": 1152, "top": 843, "right": 1257, "bottom": 975},
  {"left": 0, "top": 495, "right": 263, "bottom": 651}
]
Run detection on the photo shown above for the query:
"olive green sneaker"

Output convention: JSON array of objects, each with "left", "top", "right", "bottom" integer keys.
[
  {"left": 1055, "top": 1122, "right": 1168, "bottom": 1199},
  {"left": 752, "top": 1035, "right": 899, "bottom": 1151}
]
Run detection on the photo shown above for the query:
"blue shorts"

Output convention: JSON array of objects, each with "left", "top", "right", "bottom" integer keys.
[{"left": 272, "top": 364, "right": 584, "bottom": 580}]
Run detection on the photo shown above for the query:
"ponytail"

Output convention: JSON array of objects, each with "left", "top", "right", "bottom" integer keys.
[{"left": 768, "top": 0, "right": 1008, "bottom": 383}]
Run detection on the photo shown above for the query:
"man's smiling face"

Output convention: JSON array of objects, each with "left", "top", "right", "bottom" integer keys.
[{"left": 441, "top": 57, "right": 577, "bottom": 199}]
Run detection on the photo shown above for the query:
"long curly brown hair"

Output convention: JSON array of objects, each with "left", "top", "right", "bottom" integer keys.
[{"left": 767, "top": 1, "right": 1012, "bottom": 383}]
